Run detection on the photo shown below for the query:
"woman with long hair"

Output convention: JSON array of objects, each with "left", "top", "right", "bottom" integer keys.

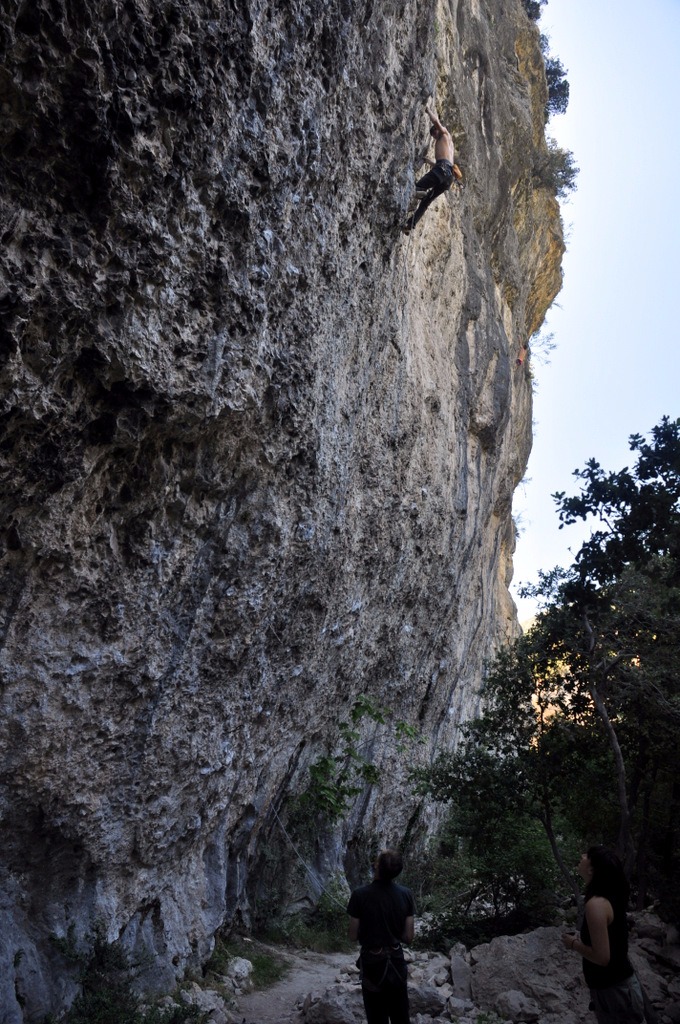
[{"left": 562, "top": 846, "right": 645, "bottom": 1023}]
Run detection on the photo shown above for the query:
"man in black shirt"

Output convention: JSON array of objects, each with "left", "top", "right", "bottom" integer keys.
[{"left": 347, "top": 850, "right": 415, "bottom": 1024}]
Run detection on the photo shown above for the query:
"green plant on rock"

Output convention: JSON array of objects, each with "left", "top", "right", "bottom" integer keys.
[
  {"left": 521, "top": 0, "right": 546, "bottom": 20},
  {"left": 533, "top": 138, "right": 578, "bottom": 198},
  {"left": 539, "top": 33, "right": 571, "bottom": 119},
  {"left": 475, "top": 1013, "right": 504, "bottom": 1024},
  {"left": 49, "top": 923, "right": 81, "bottom": 965},
  {"left": 299, "top": 695, "right": 418, "bottom": 822},
  {"left": 544, "top": 56, "right": 570, "bottom": 117},
  {"left": 48, "top": 930, "right": 205, "bottom": 1024}
]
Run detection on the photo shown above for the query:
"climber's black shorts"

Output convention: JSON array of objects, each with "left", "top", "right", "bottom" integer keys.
[
  {"left": 404, "top": 159, "right": 454, "bottom": 230},
  {"left": 416, "top": 159, "right": 454, "bottom": 193}
]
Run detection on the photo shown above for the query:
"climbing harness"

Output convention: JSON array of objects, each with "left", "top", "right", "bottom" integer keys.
[{"left": 358, "top": 945, "right": 407, "bottom": 992}]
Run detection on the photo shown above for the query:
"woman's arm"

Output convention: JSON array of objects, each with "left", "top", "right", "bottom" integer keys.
[
  {"left": 564, "top": 897, "right": 612, "bottom": 966},
  {"left": 348, "top": 916, "right": 360, "bottom": 942},
  {"left": 401, "top": 916, "right": 414, "bottom": 944}
]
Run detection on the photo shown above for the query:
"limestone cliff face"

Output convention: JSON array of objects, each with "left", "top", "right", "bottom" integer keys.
[{"left": 0, "top": 0, "right": 563, "bottom": 1015}]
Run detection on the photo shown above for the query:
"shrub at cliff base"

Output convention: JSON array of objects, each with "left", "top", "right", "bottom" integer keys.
[{"left": 47, "top": 932, "right": 205, "bottom": 1024}]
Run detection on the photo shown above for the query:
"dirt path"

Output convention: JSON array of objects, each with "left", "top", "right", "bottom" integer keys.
[{"left": 236, "top": 948, "right": 353, "bottom": 1024}]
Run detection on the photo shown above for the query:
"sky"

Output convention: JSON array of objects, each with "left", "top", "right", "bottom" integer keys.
[{"left": 510, "top": 0, "right": 680, "bottom": 623}]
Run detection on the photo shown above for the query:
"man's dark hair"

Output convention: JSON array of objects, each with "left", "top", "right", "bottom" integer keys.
[{"left": 376, "top": 850, "right": 403, "bottom": 881}]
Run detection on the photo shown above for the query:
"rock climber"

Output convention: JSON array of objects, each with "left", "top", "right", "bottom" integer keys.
[
  {"left": 347, "top": 849, "right": 415, "bottom": 1024},
  {"left": 402, "top": 106, "right": 463, "bottom": 233}
]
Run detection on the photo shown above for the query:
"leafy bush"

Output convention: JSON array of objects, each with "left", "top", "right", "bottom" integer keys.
[
  {"left": 49, "top": 932, "right": 205, "bottom": 1024},
  {"left": 545, "top": 56, "right": 570, "bottom": 117},
  {"left": 297, "top": 696, "right": 387, "bottom": 821},
  {"left": 261, "top": 911, "right": 355, "bottom": 954},
  {"left": 475, "top": 1014, "right": 504, "bottom": 1024},
  {"left": 254, "top": 874, "right": 353, "bottom": 954},
  {"left": 405, "top": 803, "right": 566, "bottom": 951},
  {"left": 522, "top": 0, "right": 546, "bottom": 20},
  {"left": 293, "top": 695, "right": 420, "bottom": 827},
  {"left": 533, "top": 139, "right": 578, "bottom": 197}
]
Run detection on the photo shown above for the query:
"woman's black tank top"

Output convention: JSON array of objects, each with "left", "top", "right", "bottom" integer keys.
[{"left": 580, "top": 898, "right": 634, "bottom": 989}]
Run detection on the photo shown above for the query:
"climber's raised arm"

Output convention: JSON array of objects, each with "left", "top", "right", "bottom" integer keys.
[{"left": 426, "top": 107, "right": 455, "bottom": 164}]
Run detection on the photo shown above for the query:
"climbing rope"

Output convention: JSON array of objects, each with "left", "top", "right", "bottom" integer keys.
[
  {"left": 271, "top": 805, "right": 348, "bottom": 912},
  {"left": 395, "top": 224, "right": 414, "bottom": 352}
]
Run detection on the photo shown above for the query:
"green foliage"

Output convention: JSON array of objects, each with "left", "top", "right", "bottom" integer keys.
[
  {"left": 533, "top": 139, "right": 578, "bottom": 197},
  {"left": 316, "top": 873, "right": 351, "bottom": 931},
  {"left": 529, "top": 329, "right": 556, "bottom": 367},
  {"left": 542, "top": 419, "right": 680, "bottom": 907},
  {"left": 413, "top": 738, "right": 572, "bottom": 949},
  {"left": 540, "top": 33, "right": 570, "bottom": 118},
  {"left": 261, "top": 912, "right": 354, "bottom": 954},
  {"left": 250, "top": 831, "right": 355, "bottom": 952},
  {"left": 270, "top": 873, "right": 355, "bottom": 953},
  {"left": 516, "top": 420, "right": 680, "bottom": 908},
  {"left": 49, "top": 924, "right": 81, "bottom": 965},
  {"left": 258, "top": 871, "right": 353, "bottom": 953},
  {"left": 553, "top": 416, "right": 680, "bottom": 586},
  {"left": 416, "top": 418, "right": 680, "bottom": 925},
  {"left": 521, "top": 0, "right": 547, "bottom": 20},
  {"left": 298, "top": 696, "right": 418, "bottom": 822},
  {"left": 49, "top": 931, "right": 205, "bottom": 1024},
  {"left": 544, "top": 56, "right": 570, "bottom": 117},
  {"left": 205, "top": 935, "right": 289, "bottom": 989}
]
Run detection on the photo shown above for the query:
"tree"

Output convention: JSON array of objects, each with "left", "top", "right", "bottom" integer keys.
[
  {"left": 545, "top": 56, "right": 570, "bottom": 117},
  {"left": 422, "top": 418, "right": 680, "bottom": 915},
  {"left": 414, "top": 720, "right": 571, "bottom": 940},
  {"left": 533, "top": 139, "right": 579, "bottom": 198},
  {"left": 522, "top": 0, "right": 547, "bottom": 21},
  {"left": 555, "top": 416, "right": 680, "bottom": 585},
  {"left": 532, "top": 419, "right": 680, "bottom": 898},
  {"left": 418, "top": 627, "right": 619, "bottom": 915},
  {"left": 545, "top": 418, "right": 680, "bottom": 903}
]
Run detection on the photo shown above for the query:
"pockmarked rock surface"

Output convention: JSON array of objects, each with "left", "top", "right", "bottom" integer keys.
[{"left": 1, "top": 0, "right": 564, "bottom": 1016}]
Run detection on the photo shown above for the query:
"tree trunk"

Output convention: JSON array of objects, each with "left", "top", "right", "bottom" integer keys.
[
  {"left": 635, "top": 774, "right": 655, "bottom": 909},
  {"left": 588, "top": 681, "right": 635, "bottom": 874},
  {"left": 582, "top": 613, "right": 635, "bottom": 875},
  {"left": 539, "top": 800, "right": 583, "bottom": 917}
]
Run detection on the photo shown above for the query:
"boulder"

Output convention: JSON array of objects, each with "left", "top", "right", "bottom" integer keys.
[
  {"left": 665, "top": 979, "right": 680, "bottom": 1024},
  {"left": 448, "top": 994, "right": 475, "bottom": 1014},
  {"left": 470, "top": 926, "right": 589, "bottom": 1022},
  {"left": 302, "top": 992, "right": 359, "bottom": 1024},
  {"left": 450, "top": 952, "right": 472, "bottom": 999},
  {"left": 631, "top": 912, "right": 668, "bottom": 944},
  {"left": 179, "top": 982, "right": 232, "bottom": 1024},
  {"left": 408, "top": 983, "right": 449, "bottom": 1017},
  {"left": 224, "top": 954, "right": 255, "bottom": 993},
  {"left": 495, "top": 988, "right": 541, "bottom": 1022}
]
